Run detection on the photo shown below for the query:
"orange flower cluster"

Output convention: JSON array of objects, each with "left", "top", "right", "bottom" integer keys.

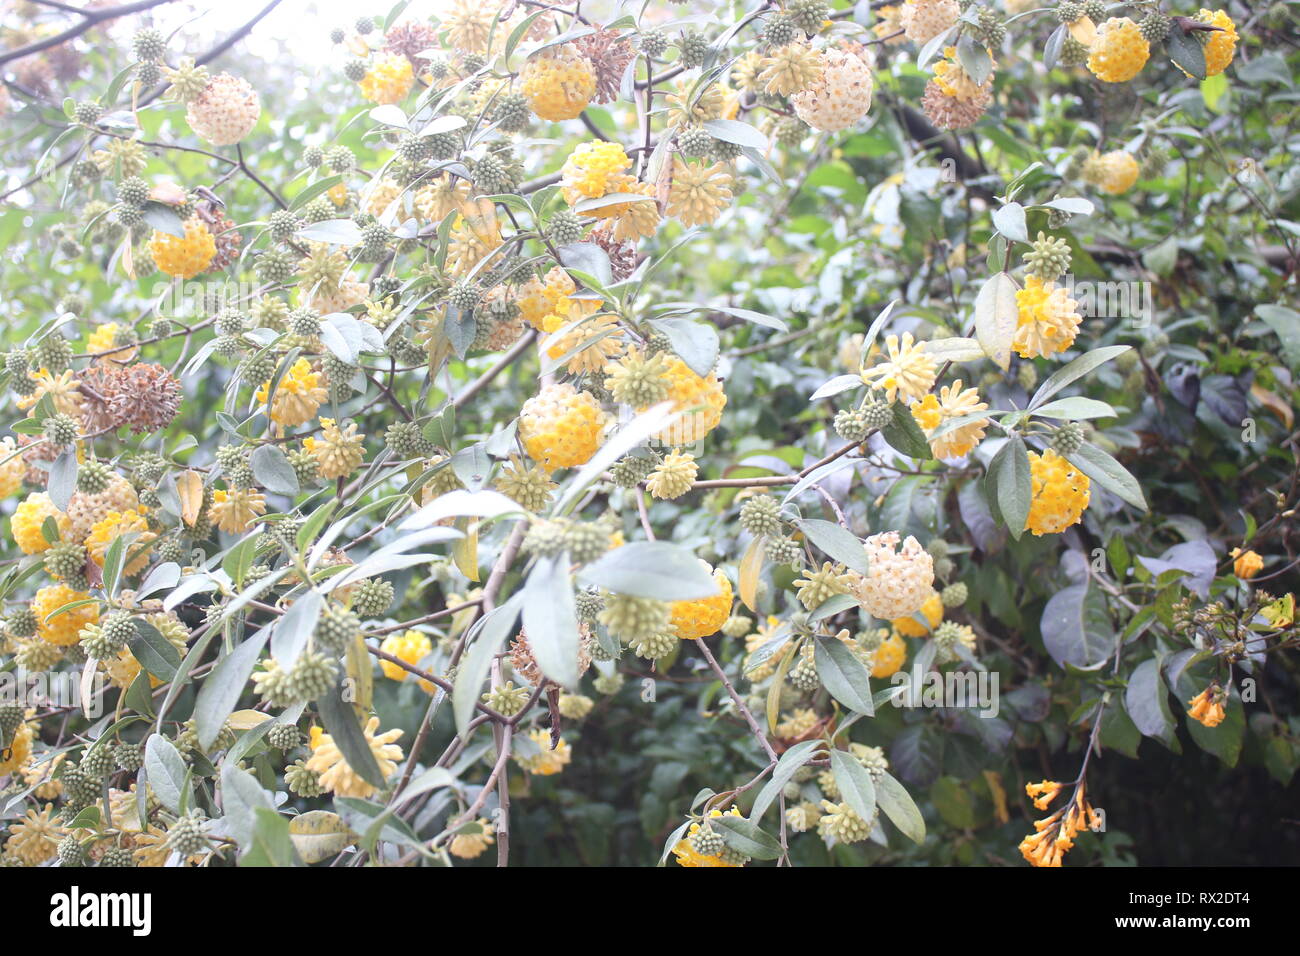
[{"left": 1019, "top": 780, "right": 1102, "bottom": 867}]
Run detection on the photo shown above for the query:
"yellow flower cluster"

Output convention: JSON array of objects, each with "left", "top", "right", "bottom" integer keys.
[
  {"left": 1086, "top": 17, "right": 1149, "bottom": 83},
  {"left": 359, "top": 53, "right": 413, "bottom": 104},
  {"left": 519, "top": 45, "right": 596, "bottom": 121},
  {"left": 517, "top": 266, "right": 600, "bottom": 333},
  {"left": 860, "top": 332, "right": 936, "bottom": 403},
  {"left": 1025, "top": 449, "right": 1090, "bottom": 536},
  {"left": 1013, "top": 277, "right": 1082, "bottom": 360},
  {"left": 1019, "top": 782, "right": 1101, "bottom": 867},
  {"left": 304, "top": 418, "right": 366, "bottom": 480},
  {"left": 1082, "top": 149, "right": 1139, "bottom": 196},
  {"left": 10, "top": 492, "right": 71, "bottom": 555},
  {"left": 560, "top": 140, "right": 632, "bottom": 205},
  {"left": 910, "top": 379, "right": 989, "bottom": 459},
  {"left": 517, "top": 382, "right": 605, "bottom": 472},
  {"left": 378, "top": 629, "right": 434, "bottom": 688},
  {"left": 671, "top": 807, "right": 745, "bottom": 867},
  {"left": 1187, "top": 684, "right": 1227, "bottom": 728},
  {"left": 147, "top": 217, "right": 216, "bottom": 279},
  {"left": 255, "top": 358, "right": 326, "bottom": 427},
  {"left": 85, "top": 507, "right": 155, "bottom": 574},
  {"left": 1197, "top": 9, "right": 1238, "bottom": 76},
  {"left": 32, "top": 582, "right": 99, "bottom": 646},
  {"left": 893, "top": 590, "right": 943, "bottom": 637},
  {"left": 670, "top": 567, "right": 734, "bottom": 640},
  {"left": 211, "top": 487, "right": 267, "bottom": 534},
  {"left": 305, "top": 717, "right": 404, "bottom": 799},
  {"left": 651, "top": 357, "right": 727, "bottom": 445},
  {"left": 516, "top": 728, "right": 571, "bottom": 776}
]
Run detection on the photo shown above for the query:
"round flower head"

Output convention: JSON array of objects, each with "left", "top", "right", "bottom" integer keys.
[
  {"left": 449, "top": 818, "right": 495, "bottom": 859},
  {"left": 651, "top": 357, "right": 727, "bottom": 445},
  {"left": 850, "top": 531, "right": 935, "bottom": 620},
  {"left": 1082, "top": 149, "right": 1139, "bottom": 196},
  {"left": 85, "top": 322, "right": 138, "bottom": 363},
  {"left": 255, "top": 358, "right": 327, "bottom": 427},
  {"left": 304, "top": 716, "right": 404, "bottom": 798},
  {"left": 869, "top": 630, "right": 907, "bottom": 677},
  {"left": 519, "top": 45, "right": 596, "bottom": 121},
  {"left": 932, "top": 45, "right": 994, "bottom": 102},
  {"left": 561, "top": 140, "right": 632, "bottom": 205},
  {"left": 670, "top": 566, "right": 734, "bottom": 639},
  {"left": 0, "top": 437, "right": 25, "bottom": 498},
  {"left": 910, "top": 379, "right": 989, "bottom": 459},
  {"left": 378, "top": 629, "right": 433, "bottom": 682},
  {"left": 893, "top": 590, "right": 944, "bottom": 637},
  {"left": 359, "top": 54, "right": 414, "bottom": 104},
  {"left": 1013, "top": 277, "right": 1082, "bottom": 360},
  {"left": 790, "top": 47, "right": 873, "bottom": 132},
  {"left": 1194, "top": 9, "right": 1237, "bottom": 76},
  {"left": 33, "top": 582, "right": 99, "bottom": 646},
  {"left": 10, "top": 491, "right": 72, "bottom": 554},
  {"left": 85, "top": 507, "right": 155, "bottom": 574},
  {"left": 1025, "top": 449, "right": 1090, "bottom": 535},
  {"left": 185, "top": 72, "right": 260, "bottom": 146},
  {"left": 1086, "top": 17, "right": 1149, "bottom": 83},
  {"left": 147, "top": 217, "right": 216, "bottom": 279},
  {"left": 303, "top": 418, "right": 366, "bottom": 480},
  {"left": 518, "top": 382, "right": 605, "bottom": 472},
  {"left": 900, "top": 0, "right": 960, "bottom": 44},
  {"left": 859, "top": 332, "right": 937, "bottom": 403}
]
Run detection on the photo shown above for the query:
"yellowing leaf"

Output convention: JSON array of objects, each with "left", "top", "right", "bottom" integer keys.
[
  {"left": 739, "top": 534, "right": 765, "bottom": 613},
  {"left": 453, "top": 517, "right": 480, "bottom": 582},
  {"left": 288, "top": 810, "right": 356, "bottom": 864},
  {"left": 178, "top": 470, "right": 204, "bottom": 527},
  {"left": 346, "top": 632, "right": 374, "bottom": 717},
  {"left": 1067, "top": 15, "right": 1096, "bottom": 46},
  {"left": 983, "top": 769, "right": 1010, "bottom": 824},
  {"left": 1250, "top": 383, "right": 1294, "bottom": 429},
  {"left": 226, "top": 709, "right": 272, "bottom": 730}
]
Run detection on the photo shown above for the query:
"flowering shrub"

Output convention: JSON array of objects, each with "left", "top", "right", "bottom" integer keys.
[{"left": 0, "top": 0, "right": 1296, "bottom": 870}]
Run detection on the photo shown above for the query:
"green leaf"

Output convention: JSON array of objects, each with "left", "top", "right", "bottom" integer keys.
[
  {"left": 250, "top": 444, "right": 300, "bottom": 496},
  {"left": 1255, "top": 304, "right": 1300, "bottom": 373},
  {"left": 144, "top": 734, "right": 189, "bottom": 814},
  {"left": 989, "top": 435, "right": 1032, "bottom": 539},
  {"left": 521, "top": 553, "right": 581, "bottom": 688},
  {"left": 194, "top": 625, "right": 270, "bottom": 752},
  {"left": 1040, "top": 582, "right": 1114, "bottom": 669},
  {"left": 1063, "top": 441, "right": 1148, "bottom": 511},
  {"left": 1125, "top": 657, "right": 1177, "bottom": 749},
  {"left": 127, "top": 618, "right": 182, "bottom": 683},
  {"left": 793, "top": 518, "right": 868, "bottom": 575},
  {"left": 1029, "top": 396, "right": 1116, "bottom": 421},
  {"left": 880, "top": 401, "right": 934, "bottom": 459},
  {"left": 830, "top": 748, "right": 877, "bottom": 825},
  {"left": 992, "top": 201, "right": 1028, "bottom": 243},
  {"left": 875, "top": 770, "right": 926, "bottom": 844},
  {"left": 453, "top": 595, "right": 522, "bottom": 737},
  {"left": 973, "top": 272, "right": 1018, "bottom": 370},
  {"left": 288, "top": 810, "right": 356, "bottom": 864},
  {"left": 814, "top": 636, "right": 875, "bottom": 716},
  {"left": 702, "top": 118, "right": 768, "bottom": 148},
  {"left": 579, "top": 541, "right": 718, "bottom": 601},
  {"left": 1167, "top": 24, "right": 1206, "bottom": 80},
  {"left": 750, "top": 739, "right": 824, "bottom": 822},
  {"left": 711, "top": 814, "right": 783, "bottom": 861},
  {"left": 241, "top": 808, "right": 302, "bottom": 867},
  {"left": 1029, "top": 345, "right": 1130, "bottom": 408}
]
